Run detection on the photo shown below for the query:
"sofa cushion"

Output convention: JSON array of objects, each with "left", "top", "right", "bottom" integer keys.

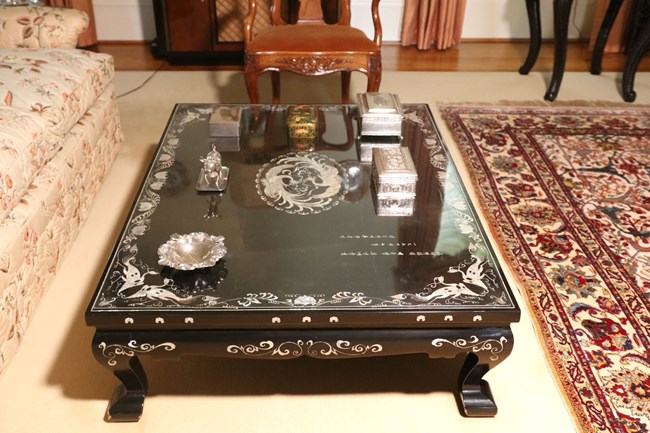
[
  {"left": 0, "top": 48, "right": 115, "bottom": 223},
  {"left": 0, "top": 6, "right": 88, "bottom": 49}
]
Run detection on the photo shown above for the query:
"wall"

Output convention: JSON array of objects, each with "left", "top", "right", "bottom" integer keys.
[{"left": 93, "top": 0, "right": 598, "bottom": 43}]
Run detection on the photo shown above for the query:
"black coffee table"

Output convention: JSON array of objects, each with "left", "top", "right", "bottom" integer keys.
[{"left": 85, "top": 103, "right": 520, "bottom": 422}]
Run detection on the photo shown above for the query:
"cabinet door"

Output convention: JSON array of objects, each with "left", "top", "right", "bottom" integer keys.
[{"left": 166, "top": 0, "right": 215, "bottom": 52}]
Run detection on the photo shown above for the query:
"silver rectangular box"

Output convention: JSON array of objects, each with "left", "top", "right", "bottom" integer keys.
[
  {"left": 357, "top": 93, "right": 403, "bottom": 137},
  {"left": 372, "top": 195, "right": 416, "bottom": 216},
  {"left": 371, "top": 147, "right": 418, "bottom": 196},
  {"left": 357, "top": 136, "right": 401, "bottom": 163},
  {"left": 209, "top": 106, "right": 242, "bottom": 137},
  {"left": 371, "top": 147, "right": 418, "bottom": 216}
]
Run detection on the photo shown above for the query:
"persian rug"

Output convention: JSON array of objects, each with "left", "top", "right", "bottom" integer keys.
[{"left": 440, "top": 104, "right": 650, "bottom": 433}]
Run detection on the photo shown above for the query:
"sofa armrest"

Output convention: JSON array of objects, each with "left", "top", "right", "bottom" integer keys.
[{"left": 0, "top": 6, "right": 89, "bottom": 48}]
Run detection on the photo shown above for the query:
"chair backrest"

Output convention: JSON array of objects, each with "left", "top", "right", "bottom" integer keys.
[
  {"left": 245, "top": 0, "right": 382, "bottom": 45},
  {"left": 268, "top": 0, "right": 350, "bottom": 26}
]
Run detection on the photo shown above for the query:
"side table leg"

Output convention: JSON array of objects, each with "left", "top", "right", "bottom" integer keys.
[
  {"left": 545, "top": 0, "right": 574, "bottom": 101},
  {"left": 622, "top": 17, "right": 650, "bottom": 102},
  {"left": 91, "top": 332, "right": 153, "bottom": 422},
  {"left": 519, "top": 0, "right": 542, "bottom": 75},
  {"left": 590, "top": 0, "right": 624, "bottom": 75}
]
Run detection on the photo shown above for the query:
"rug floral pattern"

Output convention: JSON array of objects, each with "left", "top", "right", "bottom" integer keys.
[{"left": 440, "top": 106, "right": 649, "bottom": 433}]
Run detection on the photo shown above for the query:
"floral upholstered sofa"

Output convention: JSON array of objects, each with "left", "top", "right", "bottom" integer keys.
[{"left": 0, "top": 6, "right": 124, "bottom": 373}]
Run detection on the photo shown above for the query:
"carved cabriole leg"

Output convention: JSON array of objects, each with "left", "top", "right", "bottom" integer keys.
[
  {"left": 545, "top": 0, "right": 574, "bottom": 101},
  {"left": 519, "top": 0, "right": 541, "bottom": 74},
  {"left": 590, "top": 0, "right": 625, "bottom": 75},
  {"left": 428, "top": 328, "right": 514, "bottom": 417},
  {"left": 244, "top": 54, "right": 261, "bottom": 104},
  {"left": 92, "top": 332, "right": 177, "bottom": 422},
  {"left": 92, "top": 332, "right": 147, "bottom": 422},
  {"left": 367, "top": 52, "right": 382, "bottom": 93}
]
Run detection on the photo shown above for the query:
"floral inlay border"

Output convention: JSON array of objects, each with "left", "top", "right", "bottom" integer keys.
[{"left": 226, "top": 340, "right": 383, "bottom": 358}]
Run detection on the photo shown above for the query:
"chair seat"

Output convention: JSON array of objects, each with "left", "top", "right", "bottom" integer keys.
[{"left": 247, "top": 24, "right": 379, "bottom": 53}]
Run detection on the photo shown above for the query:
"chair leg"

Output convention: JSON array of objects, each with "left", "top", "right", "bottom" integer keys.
[
  {"left": 244, "top": 66, "right": 260, "bottom": 104},
  {"left": 545, "top": 0, "right": 573, "bottom": 102},
  {"left": 366, "top": 71, "right": 381, "bottom": 94},
  {"left": 591, "top": 0, "right": 624, "bottom": 75},
  {"left": 271, "top": 71, "right": 281, "bottom": 104},
  {"left": 622, "top": 16, "right": 650, "bottom": 102},
  {"left": 519, "top": 0, "right": 541, "bottom": 75},
  {"left": 341, "top": 71, "right": 351, "bottom": 104}
]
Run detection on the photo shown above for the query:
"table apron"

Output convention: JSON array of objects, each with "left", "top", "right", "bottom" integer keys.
[{"left": 92, "top": 327, "right": 514, "bottom": 365}]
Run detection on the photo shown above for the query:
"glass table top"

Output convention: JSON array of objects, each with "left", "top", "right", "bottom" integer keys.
[{"left": 86, "top": 104, "right": 519, "bottom": 328}]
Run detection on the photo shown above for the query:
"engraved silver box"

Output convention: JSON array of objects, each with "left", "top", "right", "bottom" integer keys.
[
  {"left": 371, "top": 147, "right": 418, "bottom": 216},
  {"left": 357, "top": 93, "right": 403, "bottom": 137},
  {"left": 372, "top": 195, "right": 416, "bottom": 216},
  {"left": 209, "top": 106, "right": 242, "bottom": 137}
]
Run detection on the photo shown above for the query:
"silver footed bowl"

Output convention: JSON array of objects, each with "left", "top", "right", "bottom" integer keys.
[{"left": 157, "top": 232, "right": 226, "bottom": 271}]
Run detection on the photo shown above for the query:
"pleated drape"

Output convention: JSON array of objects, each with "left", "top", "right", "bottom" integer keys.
[
  {"left": 43, "top": 0, "right": 97, "bottom": 46},
  {"left": 401, "top": 0, "right": 466, "bottom": 50}
]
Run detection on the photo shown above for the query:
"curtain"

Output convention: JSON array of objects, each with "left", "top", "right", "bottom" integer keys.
[
  {"left": 43, "top": 0, "right": 97, "bottom": 47},
  {"left": 588, "top": 0, "right": 634, "bottom": 53},
  {"left": 401, "top": 0, "right": 467, "bottom": 50}
]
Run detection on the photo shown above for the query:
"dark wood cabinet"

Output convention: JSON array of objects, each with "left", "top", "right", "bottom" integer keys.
[{"left": 152, "top": 0, "right": 245, "bottom": 65}]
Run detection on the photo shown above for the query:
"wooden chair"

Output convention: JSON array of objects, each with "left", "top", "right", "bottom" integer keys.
[{"left": 243, "top": 0, "right": 383, "bottom": 104}]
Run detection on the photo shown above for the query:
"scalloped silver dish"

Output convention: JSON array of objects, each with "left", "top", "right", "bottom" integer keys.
[{"left": 157, "top": 232, "right": 226, "bottom": 271}]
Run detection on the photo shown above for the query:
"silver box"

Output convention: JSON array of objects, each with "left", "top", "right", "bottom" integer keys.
[
  {"left": 371, "top": 147, "right": 417, "bottom": 216},
  {"left": 357, "top": 93, "right": 403, "bottom": 137},
  {"left": 371, "top": 147, "right": 418, "bottom": 196},
  {"left": 209, "top": 106, "right": 242, "bottom": 137},
  {"left": 357, "top": 136, "right": 401, "bottom": 163},
  {"left": 372, "top": 195, "right": 416, "bottom": 216}
]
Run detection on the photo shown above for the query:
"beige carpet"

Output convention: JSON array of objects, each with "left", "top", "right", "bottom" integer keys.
[{"left": 0, "top": 70, "right": 648, "bottom": 433}]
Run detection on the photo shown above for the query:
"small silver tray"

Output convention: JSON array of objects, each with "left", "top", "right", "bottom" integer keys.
[{"left": 157, "top": 232, "right": 227, "bottom": 271}]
